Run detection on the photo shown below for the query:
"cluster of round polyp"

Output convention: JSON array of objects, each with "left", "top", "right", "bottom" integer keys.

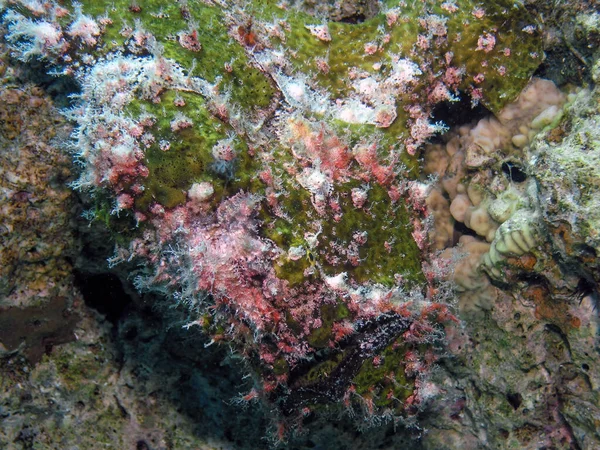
[{"left": 424, "top": 78, "right": 566, "bottom": 312}]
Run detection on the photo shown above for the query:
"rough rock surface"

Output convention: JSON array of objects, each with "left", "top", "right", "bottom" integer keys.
[{"left": 1, "top": 0, "right": 600, "bottom": 449}]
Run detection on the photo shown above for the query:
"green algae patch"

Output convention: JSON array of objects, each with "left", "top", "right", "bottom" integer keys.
[
  {"left": 303, "top": 353, "right": 344, "bottom": 385},
  {"left": 75, "top": 0, "right": 275, "bottom": 112},
  {"left": 435, "top": 0, "right": 545, "bottom": 114},
  {"left": 125, "top": 90, "right": 263, "bottom": 213},
  {"left": 307, "top": 302, "right": 351, "bottom": 348},
  {"left": 273, "top": 357, "right": 289, "bottom": 376},
  {"left": 264, "top": 177, "right": 425, "bottom": 288},
  {"left": 247, "top": 0, "right": 541, "bottom": 114},
  {"left": 274, "top": 249, "right": 315, "bottom": 287},
  {"left": 321, "top": 183, "right": 424, "bottom": 286},
  {"left": 283, "top": 14, "right": 388, "bottom": 99},
  {"left": 386, "top": 0, "right": 544, "bottom": 113},
  {"left": 352, "top": 340, "right": 414, "bottom": 409}
]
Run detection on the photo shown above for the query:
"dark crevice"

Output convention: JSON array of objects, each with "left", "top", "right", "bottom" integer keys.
[
  {"left": 506, "top": 392, "right": 523, "bottom": 410},
  {"left": 430, "top": 92, "right": 491, "bottom": 131},
  {"left": 74, "top": 271, "right": 133, "bottom": 324},
  {"left": 338, "top": 13, "right": 367, "bottom": 24},
  {"left": 9, "top": 57, "right": 80, "bottom": 108},
  {"left": 502, "top": 162, "right": 528, "bottom": 183},
  {"left": 291, "top": 0, "right": 380, "bottom": 24}
]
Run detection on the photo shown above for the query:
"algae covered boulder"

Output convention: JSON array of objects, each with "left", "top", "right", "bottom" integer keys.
[{"left": 2, "top": 0, "right": 544, "bottom": 434}]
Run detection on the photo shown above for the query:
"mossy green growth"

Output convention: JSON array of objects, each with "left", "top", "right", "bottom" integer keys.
[
  {"left": 265, "top": 177, "right": 425, "bottom": 288},
  {"left": 307, "top": 302, "right": 351, "bottom": 348},
  {"left": 73, "top": 0, "right": 275, "bottom": 112},
  {"left": 273, "top": 357, "right": 289, "bottom": 376},
  {"left": 324, "top": 183, "right": 423, "bottom": 285},
  {"left": 275, "top": 11, "right": 389, "bottom": 99},
  {"left": 247, "top": 0, "right": 542, "bottom": 114},
  {"left": 302, "top": 352, "right": 345, "bottom": 385},
  {"left": 54, "top": 349, "right": 104, "bottom": 393},
  {"left": 328, "top": 118, "right": 420, "bottom": 181},
  {"left": 274, "top": 248, "right": 316, "bottom": 287},
  {"left": 434, "top": 0, "right": 544, "bottom": 114},
  {"left": 352, "top": 339, "right": 413, "bottom": 409},
  {"left": 84, "top": 192, "right": 140, "bottom": 243},
  {"left": 124, "top": 90, "right": 264, "bottom": 213}
]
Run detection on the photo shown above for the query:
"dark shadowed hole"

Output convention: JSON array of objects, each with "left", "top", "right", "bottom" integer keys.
[
  {"left": 339, "top": 13, "right": 367, "bottom": 24},
  {"left": 430, "top": 91, "right": 491, "bottom": 130},
  {"left": 296, "top": 0, "right": 381, "bottom": 24},
  {"left": 329, "top": 0, "right": 381, "bottom": 23},
  {"left": 502, "top": 161, "right": 527, "bottom": 183},
  {"left": 533, "top": 47, "right": 592, "bottom": 87},
  {"left": 574, "top": 277, "right": 599, "bottom": 308},
  {"left": 507, "top": 392, "right": 523, "bottom": 410},
  {"left": 577, "top": 244, "right": 597, "bottom": 259},
  {"left": 453, "top": 220, "right": 478, "bottom": 242},
  {"left": 124, "top": 326, "right": 138, "bottom": 341},
  {"left": 11, "top": 57, "right": 81, "bottom": 108},
  {"left": 74, "top": 271, "right": 132, "bottom": 323},
  {"left": 136, "top": 440, "right": 150, "bottom": 450}
]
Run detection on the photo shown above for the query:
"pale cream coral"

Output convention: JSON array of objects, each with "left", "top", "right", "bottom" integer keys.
[
  {"left": 441, "top": 150, "right": 467, "bottom": 200},
  {"left": 426, "top": 188, "right": 454, "bottom": 250},
  {"left": 466, "top": 117, "right": 510, "bottom": 168},
  {"left": 464, "top": 203, "right": 498, "bottom": 242},
  {"left": 498, "top": 78, "right": 566, "bottom": 129},
  {"left": 422, "top": 77, "right": 566, "bottom": 313},
  {"left": 449, "top": 193, "right": 472, "bottom": 223},
  {"left": 440, "top": 236, "right": 497, "bottom": 312}
]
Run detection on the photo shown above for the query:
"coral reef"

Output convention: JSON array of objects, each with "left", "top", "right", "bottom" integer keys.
[
  {"left": 415, "top": 13, "right": 600, "bottom": 447},
  {"left": 1, "top": 0, "right": 600, "bottom": 448},
  {"left": 8, "top": 0, "right": 541, "bottom": 429}
]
